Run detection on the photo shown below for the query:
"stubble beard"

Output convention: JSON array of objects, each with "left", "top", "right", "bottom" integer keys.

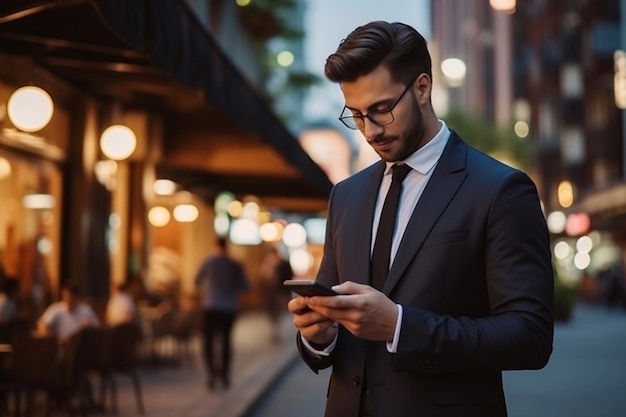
[{"left": 373, "top": 102, "right": 426, "bottom": 162}]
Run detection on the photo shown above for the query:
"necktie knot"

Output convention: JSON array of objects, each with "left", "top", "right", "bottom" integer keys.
[{"left": 391, "top": 163, "right": 412, "bottom": 183}]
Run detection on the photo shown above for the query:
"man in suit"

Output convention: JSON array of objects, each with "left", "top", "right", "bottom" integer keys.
[{"left": 287, "top": 21, "right": 554, "bottom": 417}]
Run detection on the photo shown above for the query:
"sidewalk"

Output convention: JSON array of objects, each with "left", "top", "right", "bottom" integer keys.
[
  {"left": 111, "top": 311, "right": 299, "bottom": 417},
  {"left": 111, "top": 304, "right": 626, "bottom": 417},
  {"left": 504, "top": 303, "right": 626, "bottom": 417}
]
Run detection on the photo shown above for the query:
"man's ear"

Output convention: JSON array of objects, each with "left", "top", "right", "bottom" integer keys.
[{"left": 414, "top": 73, "right": 432, "bottom": 105}]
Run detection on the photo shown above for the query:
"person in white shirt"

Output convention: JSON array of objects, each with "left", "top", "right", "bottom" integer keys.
[
  {"left": 38, "top": 282, "right": 100, "bottom": 342},
  {"left": 105, "top": 281, "right": 139, "bottom": 327}
]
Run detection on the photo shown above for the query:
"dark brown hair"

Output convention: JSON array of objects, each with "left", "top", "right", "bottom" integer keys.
[{"left": 324, "top": 21, "right": 432, "bottom": 85}]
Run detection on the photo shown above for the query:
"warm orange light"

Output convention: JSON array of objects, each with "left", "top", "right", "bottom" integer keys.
[
  {"left": 490, "top": 0, "right": 516, "bottom": 13},
  {"left": 557, "top": 181, "right": 575, "bottom": 208},
  {"left": 100, "top": 125, "right": 137, "bottom": 160}
]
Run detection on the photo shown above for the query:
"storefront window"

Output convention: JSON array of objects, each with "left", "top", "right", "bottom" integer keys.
[{"left": 0, "top": 149, "right": 62, "bottom": 320}]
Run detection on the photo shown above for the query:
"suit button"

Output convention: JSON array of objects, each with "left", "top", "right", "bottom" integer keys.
[{"left": 351, "top": 376, "right": 361, "bottom": 386}]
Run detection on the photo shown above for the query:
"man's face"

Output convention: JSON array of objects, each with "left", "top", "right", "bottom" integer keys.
[
  {"left": 340, "top": 66, "right": 428, "bottom": 162},
  {"left": 62, "top": 289, "right": 78, "bottom": 311}
]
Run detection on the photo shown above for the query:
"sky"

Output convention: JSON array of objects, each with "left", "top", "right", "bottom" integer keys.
[{"left": 302, "top": 0, "right": 431, "bottom": 123}]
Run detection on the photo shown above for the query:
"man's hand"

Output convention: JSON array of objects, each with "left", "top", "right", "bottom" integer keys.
[
  {"left": 288, "top": 295, "right": 338, "bottom": 347},
  {"left": 305, "top": 281, "right": 398, "bottom": 342}
]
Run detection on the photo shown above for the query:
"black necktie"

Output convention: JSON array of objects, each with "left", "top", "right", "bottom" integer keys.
[{"left": 370, "top": 163, "right": 412, "bottom": 291}]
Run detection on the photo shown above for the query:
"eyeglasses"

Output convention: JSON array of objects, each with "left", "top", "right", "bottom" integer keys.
[{"left": 338, "top": 76, "right": 418, "bottom": 130}]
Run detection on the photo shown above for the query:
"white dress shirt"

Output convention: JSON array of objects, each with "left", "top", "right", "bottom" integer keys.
[{"left": 303, "top": 121, "right": 450, "bottom": 355}]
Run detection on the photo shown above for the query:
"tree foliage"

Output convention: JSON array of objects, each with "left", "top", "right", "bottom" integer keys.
[{"left": 445, "top": 110, "right": 532, "bottom": 170}]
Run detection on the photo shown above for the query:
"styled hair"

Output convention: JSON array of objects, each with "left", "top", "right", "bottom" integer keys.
[{"left": 324, "top": 21, "right": 432, "bottom": 85}]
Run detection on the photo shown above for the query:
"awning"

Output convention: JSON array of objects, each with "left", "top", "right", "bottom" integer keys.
[{"left": 0, "top": 0, "right": 332, "bottom": 212}]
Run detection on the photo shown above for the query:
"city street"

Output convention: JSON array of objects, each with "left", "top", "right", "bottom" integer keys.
[{"left": 246, "top": 304, "right": 626, "bottom": 417}]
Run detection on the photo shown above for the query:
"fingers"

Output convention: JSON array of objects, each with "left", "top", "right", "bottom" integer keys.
[
  {"left": 288, "top": 295, "right": 310, "bottom": 314},
  {"left": 300, "top": 320, "right": 337, "bottom": 346},
  {"left": 289, "top": 295, "right": 333, "bottom": 327},
  {"left": 307, "top": 282, "right": 377, "bottom": 310},
  {"left": 288, "top": 295, "right": 337, "bottom": 345},
  {"left": 331, "top": 281, "right": 370, "bottom": 295}
]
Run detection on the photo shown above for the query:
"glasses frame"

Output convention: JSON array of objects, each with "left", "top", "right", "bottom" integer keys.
[{"left": 338, "top": 75, "right": 419, "bottom": 130}]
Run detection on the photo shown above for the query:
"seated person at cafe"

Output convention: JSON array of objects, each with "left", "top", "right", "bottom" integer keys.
[
  {"left": 37, "top": 282, "right": 100, "bottom": 342},
  {"left": 105, "top": 280, "right": 140, "bottom": 326}
]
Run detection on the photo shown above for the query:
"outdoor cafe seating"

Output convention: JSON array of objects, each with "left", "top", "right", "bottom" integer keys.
[{"left": 0, "top": 322, "right": 144, "bottom": 417}]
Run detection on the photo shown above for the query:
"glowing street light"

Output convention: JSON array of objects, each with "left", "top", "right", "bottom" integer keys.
[{"left": 441, "top": 58, "right": 467, "bottom": 88}]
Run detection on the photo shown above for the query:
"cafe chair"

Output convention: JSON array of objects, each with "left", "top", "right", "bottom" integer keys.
[
  {"left": 9, "top": 334, "right": 60, "bottom": 417},
  {"left": 100, "top": 323, "right": 144, "bottom": 414},
  {"left": 0, "top": 341, "right": 20, "bottom": 417},
  {"left": 57, "top": 327, "right": 104, "bottom": 417}
]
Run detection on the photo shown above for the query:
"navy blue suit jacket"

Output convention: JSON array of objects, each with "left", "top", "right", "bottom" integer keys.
[{"left": 298, "top": 131, "right": 554, "bottom": 417}]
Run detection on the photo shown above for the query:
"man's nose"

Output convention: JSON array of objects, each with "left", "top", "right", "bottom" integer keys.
[{"left": 362, "top": 118, "right": 384, "bottom": 140}]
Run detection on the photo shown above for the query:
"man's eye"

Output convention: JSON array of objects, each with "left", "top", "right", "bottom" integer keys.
[{"left": 370, "top": 107, "right": 390, "bottom": 114}]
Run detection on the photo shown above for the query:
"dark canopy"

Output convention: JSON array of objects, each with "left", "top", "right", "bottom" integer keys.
[{"left": 0, "top": 0, "right": 332, "bottom": 212}]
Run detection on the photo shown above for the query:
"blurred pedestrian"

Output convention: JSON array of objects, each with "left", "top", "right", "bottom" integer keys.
[
  {"left": 288, "top": 21, "right": 553, "bottom": 417},
  {"left": 194, "top": 238, "right": 250, "bottom": 390},
  {"left": 37, "top": 282, "right": 100, "bottom": 343},
  {"left": 259, "top": 245, "right": 293, "bottom": 342}
]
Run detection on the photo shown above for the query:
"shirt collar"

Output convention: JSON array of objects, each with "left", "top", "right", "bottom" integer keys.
[{"left": 384, "top": 120, "right": 451, "bottom": 176}]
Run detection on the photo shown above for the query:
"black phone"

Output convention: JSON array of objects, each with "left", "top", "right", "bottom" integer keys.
[{"left": 283, "top": 279, "right": 338, "bottom": 297}]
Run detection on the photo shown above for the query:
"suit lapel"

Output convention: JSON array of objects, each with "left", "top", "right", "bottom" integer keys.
[{"left": 383, "top": 132, "right": 468, "bottom": 294}]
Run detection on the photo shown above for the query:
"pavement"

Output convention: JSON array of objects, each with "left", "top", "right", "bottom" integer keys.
[
  {"left": 503, "top": 303, "right": 626, "bottom": 417},
  {"left": 106, "top": 302, "right": 626, "bottom": 417},
  {"left": 110, "top": 310, "right": 299, "bottom": 417},
  {"left": 245, "top": 303, "right": 626, "bottom": 417}
]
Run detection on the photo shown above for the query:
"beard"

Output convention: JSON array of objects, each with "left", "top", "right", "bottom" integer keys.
[{"left": 370, "top": 98, "right": 427, "bottom": 162}]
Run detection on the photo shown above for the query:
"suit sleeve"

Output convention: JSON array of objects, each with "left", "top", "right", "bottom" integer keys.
[
  {"left": 394, "top": 171, "right": 554, "bottom": 373},
  {"left": 296, "top": 185, "right": 340, "bottom": 373}
]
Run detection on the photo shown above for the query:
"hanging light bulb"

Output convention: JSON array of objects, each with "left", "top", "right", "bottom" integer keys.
[
  {"left": 100, "top": 124, "right": 137, "bottom": 160},
  {"left": 7, "top": 86, "right": 54, "bottom": 132}
]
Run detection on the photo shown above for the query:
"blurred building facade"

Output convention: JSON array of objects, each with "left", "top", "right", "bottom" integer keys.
[
  {"left": 431, "top": 0, "right": 626, "bottom": 292},
  {"left": 0, "top": 0, "right": 332, "bottom": 320},
  {"left": 513, "top": 0, "right": 625, "bottom": 297},
  {"left": 431, "top": 0, "right": 514, "bottom": 127}
]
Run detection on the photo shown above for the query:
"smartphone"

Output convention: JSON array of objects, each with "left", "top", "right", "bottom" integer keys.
[{"left": 283, "top": 279, "right": 338, "bottom": 297}]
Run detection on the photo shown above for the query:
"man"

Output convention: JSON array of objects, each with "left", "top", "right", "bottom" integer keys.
[
  {"left": 195, "top": 237, "right": 249, "bottom": 390},
  {"left": 38, "top": 282, "right": 100, "bottom": 343},
  {"left": 287, "top": 21, "right": 554, "bottom": 417}
]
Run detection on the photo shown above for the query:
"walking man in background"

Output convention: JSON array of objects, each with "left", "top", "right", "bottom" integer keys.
[
  {"left": 288, "top": 21, "right": 554, "bottom": 417},
  {"left": 195, "top": 237, "right": 249, "bottom": 391}
]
